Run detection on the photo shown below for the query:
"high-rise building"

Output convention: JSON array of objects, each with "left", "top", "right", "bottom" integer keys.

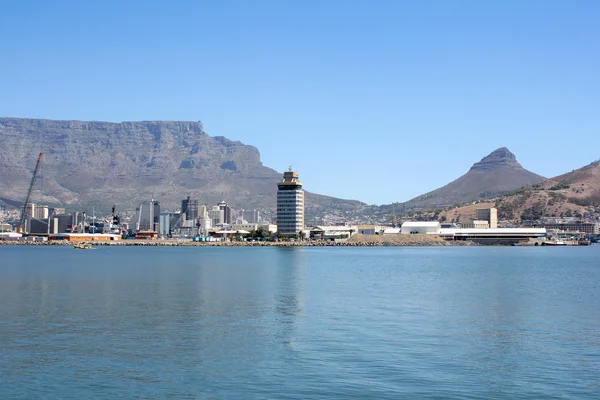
[
  {"left": 208, "top": 206, "right": 224, "bottom": 226},
  {"left": 137, "top": 200, "right": 160, "bottom": 231},
  {"left": 218, "top": 201, "right": 232, "bottom": 225},
  {"left": 476, "top": 208, "right": 498, "bottom": 229},
  {"left": 241, "top": 209, "right": 260, "bottom": 223},
  {"left": 276, "top": 168, "right": 304, "bottom": 237},
  {"left": 181, "top": 196, "right": 198, "bottom": 221}
]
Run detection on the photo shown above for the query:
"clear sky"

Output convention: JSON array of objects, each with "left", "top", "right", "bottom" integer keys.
[{"left": 1, "top": 0, "right": 599, "bottom": 205}]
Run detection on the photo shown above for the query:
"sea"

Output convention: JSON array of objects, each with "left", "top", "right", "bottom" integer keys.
[{"left": 1, "top": 245, "right": 599, "bottom": 399}]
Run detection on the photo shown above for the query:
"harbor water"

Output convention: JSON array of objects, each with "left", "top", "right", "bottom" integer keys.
[{"left": 1, "top": 246, "right": 599, "bottom": 399}]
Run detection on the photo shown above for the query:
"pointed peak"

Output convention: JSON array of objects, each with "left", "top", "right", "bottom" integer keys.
[{"left": 470, "top": 147, "right": 521, "bottom": 171}]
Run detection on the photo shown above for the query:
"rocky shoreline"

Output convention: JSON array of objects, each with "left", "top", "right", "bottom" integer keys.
[{"left": 0, "top": 234, "right": 477, "bottom": 247}]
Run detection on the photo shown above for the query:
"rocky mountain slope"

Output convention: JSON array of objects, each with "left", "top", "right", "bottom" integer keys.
[
  {"left": 493, "top": 159, "right": 600, "bottom": 220},
  {"left": 0, "top": 118, "right": 366, "bottom": 219},
  {"left": 402, "top": 147, "right": 545, "bottom": 208}
]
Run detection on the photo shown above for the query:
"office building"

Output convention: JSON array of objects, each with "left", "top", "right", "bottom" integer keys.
[
  {"left": 241, "top": 209, "right": 260, "bottom": 223},
  {"left": 218, "top": 201, "right": 232, "bottom": 225},
  {"left": 208, "top": 206, "right": 224, "bottom": 226},
  {"left": 476, "top": 207, "right": 498, "bottom": 229},
  {"left": 276, "top": 168, "right": 304, "bottom": 237}
]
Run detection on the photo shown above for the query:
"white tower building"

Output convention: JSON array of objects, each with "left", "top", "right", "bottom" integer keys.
[{"left": 276, "top": 168, "right": 304, "bottom": 237}]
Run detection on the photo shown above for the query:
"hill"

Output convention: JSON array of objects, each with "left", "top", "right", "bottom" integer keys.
[
  {"left": 0, "top": 118, "right": 367, "bottom": 219},
  {"left": 402, "top": 147, "right": 545, "bottom": 209},
  {"left": 494, "top": 159, "right": 600, "bottom": 220}
]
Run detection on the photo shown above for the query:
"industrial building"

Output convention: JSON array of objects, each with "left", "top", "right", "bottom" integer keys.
[
  {"left": 181, "top": 196, "right": 199, "bottom": 220},
  {"left": 400, "top": 221, "right": 441, "bottom": 234},
  {"left": 136, "top": 200, "right": 160, "bottom": 232},
  {"left": 276, "top": 168, "right": 304, "bottom": 237}
]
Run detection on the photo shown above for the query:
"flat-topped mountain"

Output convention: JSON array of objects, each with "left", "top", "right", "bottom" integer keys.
[
  {"left": 404, "top": 147, "right": 545, "bottom": 208},
  {"left": 0, "top": 118, "right": 366, "bottom": 218}
]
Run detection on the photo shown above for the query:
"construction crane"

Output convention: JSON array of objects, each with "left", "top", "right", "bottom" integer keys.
[{"left": 19, "top": 152, "right": 44, "bottom": 233}]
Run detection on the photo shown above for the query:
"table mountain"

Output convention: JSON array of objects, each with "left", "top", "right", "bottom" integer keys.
[
  {"left": 403, "top": 147, "right": 545, "bottom": 208},
  {"left": 0, "top": 118, "right": 366, "bottom": 218}
]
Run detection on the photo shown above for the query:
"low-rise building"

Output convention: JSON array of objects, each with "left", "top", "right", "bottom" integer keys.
[
  {"left": 231, "top": 223, "right": 259, "bottom": 232},
  {"left": 259, "top": 223, "right": 277, "bottom": 234},
  {"left": 400, "top": 221, "right": 441, "bottom": 234},
  {"left": 543, "top": 222, "right": 599, "bottom": 234},
  {"left": 461, "top": 220, "right": 490, "bottom": 229},
  {"left": 308, "top": 225, "right": 358, "bottom": 240},
  {"left": 357, "top": 224, "right": 389, "bottom": 235},
  {"left": 438, "top": 228, "right": 546, "bottom": 245},
  {"left": 49, "top": 233, "right": 121, "bottom": 242},
  {"left": 476, "top": 207, "right": 498, "bottom": 229}
]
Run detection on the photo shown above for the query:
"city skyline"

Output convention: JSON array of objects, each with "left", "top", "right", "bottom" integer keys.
[{"left": 1, "top": 1, "right": 599, "bottom": 204}]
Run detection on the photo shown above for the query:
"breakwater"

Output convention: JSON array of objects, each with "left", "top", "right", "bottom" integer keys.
[{"left": 0, "top": 234, "right": 476, "bottom": 247}]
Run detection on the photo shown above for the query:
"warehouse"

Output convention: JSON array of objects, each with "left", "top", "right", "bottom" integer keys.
[{"left": 400, "top": 221, "right": 441, "bottom": 234}]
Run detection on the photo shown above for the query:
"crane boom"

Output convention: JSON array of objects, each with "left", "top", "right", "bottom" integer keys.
[{"left": 19, "top": 152, "right": 44, "bottom": 233}]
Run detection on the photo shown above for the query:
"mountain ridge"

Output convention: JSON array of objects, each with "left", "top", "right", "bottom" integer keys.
[{"left": 0, "top": 117, "right": 367, "bottom": 220}]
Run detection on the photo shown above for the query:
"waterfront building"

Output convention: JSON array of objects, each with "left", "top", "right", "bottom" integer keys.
[
  {"left": 276, "top": 168, "right": 304, "bottom": 237},
  {"left": 309, "top": 225, "right": 357, "bottom": 240},
  {"left": 461, "top": 220, "right": 490, "bottom": 229},
  {"left": 543, "top": 221, "right": 599, "bottom": 234},
  {"left": 400, "top": 221, "right": 441, "bottom": 234},
  {"left": 49, "top": 233, "right": 121, "bottom": 242},
  {"left": 49, "top": 214, "right": 73, "bottom": 234},
  {"left": 231, "top": 223, "right": 259, "bottom": 232},
  {"left": 476, "top": 207, "right": 498, "bottom": 229},
  {"left": 437, "top": 228, "right": 546, "bottom": 245},
  {"left": 357, "top": 224, "right": 389, "bottom": 235}
]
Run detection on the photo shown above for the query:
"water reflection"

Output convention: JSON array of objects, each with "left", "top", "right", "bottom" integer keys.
[
  {"left": 273, "top": 247, "right": 306, "bottom": 348},
  {"left": 1, "top": 246, "right": 599, "bottom": 399}
]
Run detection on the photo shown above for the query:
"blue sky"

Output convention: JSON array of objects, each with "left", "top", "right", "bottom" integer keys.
[{"left": 1, "top": 0, "right": 599, "bottom": 205}]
